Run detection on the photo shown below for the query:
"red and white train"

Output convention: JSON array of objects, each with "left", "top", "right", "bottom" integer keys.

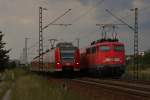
[
  {"left": 80, "top": 39, "right": 125, "bottom": 77},
  {"left": 31, "top": 42, "right": 80, "bottom": 72}
]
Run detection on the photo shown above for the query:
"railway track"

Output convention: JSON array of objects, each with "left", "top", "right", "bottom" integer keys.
[
  {"left": 72, "top": 78, "right": 150, "bottom": 99},
  {"left": 110, "top": 78, "right": 150, "bottom": 85}
]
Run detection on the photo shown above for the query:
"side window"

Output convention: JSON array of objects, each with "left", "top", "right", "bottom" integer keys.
[
  {"left": 90, "top": 48, "right": 92, "bottom": 54},
  {"left": 99, "top": 45, "right": 110, "bottom": 52},
  {"left": 92, "top": 47, "right": 96, "bottom": 53},
  {"left": 86, "top": 48, "right": 90, "bottom": 54},
  {"left": 86, "top": 47, "right": 97, "bottom": 54}
]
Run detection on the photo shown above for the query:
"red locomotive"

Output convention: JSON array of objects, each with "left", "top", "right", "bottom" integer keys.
[
  {"left": 31, "top": 42, "right": 80, "bottom": 72},
  {"left": 80, "top": 39, "right": 125, "bottom": 77}
]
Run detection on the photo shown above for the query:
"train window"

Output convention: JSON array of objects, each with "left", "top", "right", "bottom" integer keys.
[
  {"left": 92, "top": 47, "right": 96, "bottom": 53},
  {"left": 86, "top": 48, "right": 90, "bottom": 54},
  {"left": 99, "top": 45, "right": 110, "bottom": 51},
  {"left": 114, "top": 45, "right": 124, "bottom": 51},
  {"left": 61, "top": 53, "right": 74, "bottom": 58}
]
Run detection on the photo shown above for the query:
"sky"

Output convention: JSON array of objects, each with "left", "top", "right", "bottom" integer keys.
[{"left": 0, "top": 0, "right": 150, "bottom": 61}]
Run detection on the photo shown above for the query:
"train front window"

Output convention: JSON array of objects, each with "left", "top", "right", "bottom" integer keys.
[
  {"left": 61, "top": 53, "right": 74, "bottom": 59},
  {"left": 114, "top": 45, "right": 124, "bottom": 51},
  {"left": 99, "top": 45, "right": 110, "bottom": 52},
  {"left": 60, "top": 46, "right": 76, "bottom": 60}
]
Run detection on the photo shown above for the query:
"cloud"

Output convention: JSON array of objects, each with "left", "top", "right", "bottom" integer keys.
[{"left": 132, "top": 0, "right": 148, "bottom": 8}]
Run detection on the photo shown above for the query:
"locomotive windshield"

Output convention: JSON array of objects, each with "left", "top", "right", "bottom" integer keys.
[
  {"left": 114, "top": 45, "right": 124, "bottom": 51},
  {"left": 99, "top": 45, "right": 110, "bottom": 51}
]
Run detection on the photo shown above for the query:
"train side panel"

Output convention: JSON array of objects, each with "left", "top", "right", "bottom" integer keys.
[
  {"left": 55, "top": 48, "right": 62, "bottom": 71},
  {"left": 42, "top": 49, "right": 55, "bottom": 72},
  {"left": 49, "top": 49, "right": 55, "bottom": 72},
  {"left": 74, "top": 49, "right": 80, "bottom": 71},
  {"left": 31, "top": 57, "right": 39, "bottom": 71}
]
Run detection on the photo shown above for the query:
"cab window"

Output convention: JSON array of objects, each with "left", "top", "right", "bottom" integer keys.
[
  {"left": 114, "top": 45, "right": 124, "bottom": 51},
  {"left": 99, "top": 45, "right": 110, "bottom": 51},
  {"left": 86, "top": 48, "right": 90, "bottom": 54}
]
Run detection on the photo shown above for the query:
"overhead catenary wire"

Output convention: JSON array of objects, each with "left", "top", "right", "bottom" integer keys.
[
  {"left": 27, "top": 9, "right": 72, "bottom": 61},
  {"left": 22, "top": 0, "right": 107, "bottom": 61},
  {"left": 34, "top": 0, "right": 106, "bottom": 50},
  {"left": 54, "top": 0, "right": 106, "bottom": 38},
  {"left": 42, "top": 9, "right": 72, "bottom": 30},
  {"left": 30, "top": 0, "right": 105, "bottom": 42},
  {"left": 27, "top": 1, "right": 120, "bottom": 51},
  {"left": 28, "top": 1, "right": 150, "bottom": 61},
  {"left": 109, "top": 3, "right": 150, "bottom": 24}
]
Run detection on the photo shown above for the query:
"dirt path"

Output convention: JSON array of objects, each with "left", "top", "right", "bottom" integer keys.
[
  {"left": 2, "top": 83, "right": 15, "bottom": 100},
  {"left": 2, "top": 89, "right": 11, "bottom": 100}
]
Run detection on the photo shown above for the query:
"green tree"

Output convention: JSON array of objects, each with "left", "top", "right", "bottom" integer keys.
[
  {"left": 141, "top": 50, "right": 150, "bottom": 65},
  {"left": 0, "top": 32, "right": 10, "bottom": 71}
]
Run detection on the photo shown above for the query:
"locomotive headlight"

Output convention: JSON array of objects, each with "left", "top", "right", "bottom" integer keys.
[
  {"left": 114, "top": 58, "right": 120, "bottom": 62},
  {"left": 104, "top": 58, "right": 112, "bottom": 62}
]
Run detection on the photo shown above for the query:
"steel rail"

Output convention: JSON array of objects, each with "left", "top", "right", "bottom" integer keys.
[{"left": 72, "top": 78, "right": 150, "bottom": 98}]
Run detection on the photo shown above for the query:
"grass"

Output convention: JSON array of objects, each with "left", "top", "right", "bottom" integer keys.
[
  {"left": 0, "top": 81, "right": 12, "bottom": 99},
  {"left": 123, "top": 66, "right": 150, "bottom": 80},
  {"left": 0, "top": 68, "right": 31, "bottom": 100},
  {"left": 126, "top": 64, "right": 150, "bottom": 71},
  {"left": 0, "top": 69, "right": 16, "bottom": 99},
  {"left": 0, "top": 68, "right": 83, "bottom": 100},
  {"left": 0, "top": 68, "right": 84, "bottom": 100},
  {"left": 11, "top": 74, "right": 82, "bottom": 100}
]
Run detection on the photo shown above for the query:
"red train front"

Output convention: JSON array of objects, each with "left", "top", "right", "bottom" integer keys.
[
  {"left": 55, "top": 42, "right": 80, "bottom": 71},
  {"left": 81, "top": 39, "right": 125, "bottom": 77},
  {"left": 30, "top": 42, "right": 80, "bottom": 72}
]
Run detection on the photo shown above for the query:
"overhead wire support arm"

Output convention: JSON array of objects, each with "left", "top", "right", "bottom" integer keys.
[
  {"left": 42, "top": 9, "right": 72, "bottom": 30},
  {"left": 96, "top": 24, "right": 125, "bottom": 27},
  {"left": 105, "top": 9, "right": 135, "bottom": 31},
  {"left": 49, "top": 23, "right": 72, "bottom": 27}
]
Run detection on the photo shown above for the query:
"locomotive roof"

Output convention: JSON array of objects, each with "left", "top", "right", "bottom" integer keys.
[
  {"left": 88, "top": 41, "right": 124, "bottom": 48},
  {"left": 89, "top": 38, "right": 123, "bottom": 47}
]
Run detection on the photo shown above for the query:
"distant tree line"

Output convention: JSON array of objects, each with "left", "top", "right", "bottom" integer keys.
[
  {"left": 7, "top": 61, "right": 17, "bottom": 69},
  {"left": 140, "top": 50, "right": 150, "bottom": 66},
  {"left": 0, "top": 32, "right": 10, "bottom": 72},
  {"left": 126, "top": 50, "right": 150, "bottom": 69}
]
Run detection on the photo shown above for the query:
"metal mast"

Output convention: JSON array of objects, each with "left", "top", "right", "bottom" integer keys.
[
  {"left": 25, "top": 38, "right": 30, "bottom": 66},
  {"left": 132, "top": 8, "right": 139, "bottom": 79},
  {"left": 39, "top": 7, "right": 43, "bottom": 70}
]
